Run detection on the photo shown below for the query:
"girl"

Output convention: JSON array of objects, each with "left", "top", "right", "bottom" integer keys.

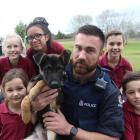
[
  {"left": 0, "top": 32, "right": 35, "bottom": 84},
  {"left": 0, "top": 68, "right": 34, "bottom": 140},
  {"left": 26, "top": 17, "right": 64, "bottom": 74}
]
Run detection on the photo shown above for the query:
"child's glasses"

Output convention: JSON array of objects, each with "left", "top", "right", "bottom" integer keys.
[{"left": 26, "top": 33, "right": 45, "bottom": 42}]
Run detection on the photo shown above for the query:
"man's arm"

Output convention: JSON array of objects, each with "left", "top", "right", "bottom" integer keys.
[
  {"left": 43, "top": 110, "right": 119, "bottom": 140},
  {"left": 73, "top": 129, "right": 119, "bottom": 140},
  {"left": 31, "top": 85, "right": 58, "bottom": 112}
]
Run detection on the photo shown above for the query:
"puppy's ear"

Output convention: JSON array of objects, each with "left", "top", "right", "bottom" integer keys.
[
  {"left": 33, "top": 52, "right": 47, "bottom": 66},
  {"left": 60, "top": 50, "right": 71, "bottom": 65}
]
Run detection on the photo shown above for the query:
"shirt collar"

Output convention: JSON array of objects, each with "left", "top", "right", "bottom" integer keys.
[
  {"left": 0, "top": 103, "right": 16, "bottom": 114},
  {"left": 102, "top": 53, "right": 124, "bottom": 67},
  {"left": 124, "top": 101, "right": 136, "bottom": 114}
]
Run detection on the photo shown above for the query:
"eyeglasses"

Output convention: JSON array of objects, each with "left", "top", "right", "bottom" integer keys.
[{"left": 26, "top": 33, "right": 46, "bottom": 42}]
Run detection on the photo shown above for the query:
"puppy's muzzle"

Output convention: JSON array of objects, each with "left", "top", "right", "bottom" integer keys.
[{"left": 49, "top": 81, "right": 62, "bottom": 89}]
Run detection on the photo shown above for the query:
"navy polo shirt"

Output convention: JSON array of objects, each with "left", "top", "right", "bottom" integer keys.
[{"left": 59, "top": 64, "right": 124, "bottom": 140}]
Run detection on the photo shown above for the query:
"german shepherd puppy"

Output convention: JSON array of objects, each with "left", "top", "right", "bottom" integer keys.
[{"left": 22, "top": 50, "right": 71, "bottom": 140}]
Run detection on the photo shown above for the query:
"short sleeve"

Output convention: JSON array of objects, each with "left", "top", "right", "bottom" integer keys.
[{"left": 97, "top": 87, "right": 124, "bottom": 138}]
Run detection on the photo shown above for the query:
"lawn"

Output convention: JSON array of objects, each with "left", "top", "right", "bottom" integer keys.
[
  {"left": 59, "top": 39, "right": 140, "bottom": 71},
  {"left": 59, "top": 39, "right": 74, "bottom": 50},
  {"left": 123, "top": 40, "right": 140, "bottom": 71}
]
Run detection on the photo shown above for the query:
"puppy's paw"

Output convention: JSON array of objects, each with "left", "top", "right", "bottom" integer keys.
[
  {"left": 21, "top": 80, "right": 46, "bottom": 124},
  {"left": 21, "top": 95, "right": 32, "bottom": 124}
]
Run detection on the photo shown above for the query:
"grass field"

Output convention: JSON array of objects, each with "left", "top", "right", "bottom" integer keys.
[
  {"left": 59, "top": 39, "right": 140, "bottom": 71},
  {"left": 123, "top": 40, "right": 140, "bottom": 71}
]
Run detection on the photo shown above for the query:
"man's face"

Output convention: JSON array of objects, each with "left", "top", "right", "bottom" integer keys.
[{"left": 72, "top": 33, "right": 103, "bottom": 77}]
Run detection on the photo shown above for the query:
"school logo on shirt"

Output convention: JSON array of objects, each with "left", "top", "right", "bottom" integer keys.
[{"left": 79, "top": 100, "right": 97, "bottom": 108}]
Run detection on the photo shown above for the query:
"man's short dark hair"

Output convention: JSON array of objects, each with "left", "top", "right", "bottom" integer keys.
[{"left": 76, "top": 25, "right": 105, "bottom": 47}]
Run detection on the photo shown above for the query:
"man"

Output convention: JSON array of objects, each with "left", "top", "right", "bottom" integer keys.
[{"left": 33, "top": 25, "right": 124, "bottom": 140}]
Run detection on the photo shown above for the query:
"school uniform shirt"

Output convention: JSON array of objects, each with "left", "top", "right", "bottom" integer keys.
[
  {"left": 122, "top": 101, "right": 140, "bottom": 140},
  {"left": 0, "top": 55, "right": 35, "bottom": 84},
  {"left": 98, "top": 53, "right": 133, "bottom": 88},
  {"left": 0, "top": 103, "right": 33, "bottom": 140},
  {"left": 27, "top": 40, "right": 64, "bottom": 74},
  {"left": 56, "top": 64, "right": 124, "bottom": 140}
]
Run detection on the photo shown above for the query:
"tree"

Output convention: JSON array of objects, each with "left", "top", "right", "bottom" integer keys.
[
  {"left": 96, "top": 9, "right": 140, "bottom": 39},
  {"left": 69, "top": 15, "right": 93, "bottom": 32},
  {"left": 96, "top": 10, "right": 121, "bottom": 33},
  {"left": 15, "top": 21, "right": 27, "bottom": 41},
  {"left": 55, "top": 31, "right": 65, "bottom": 39}
]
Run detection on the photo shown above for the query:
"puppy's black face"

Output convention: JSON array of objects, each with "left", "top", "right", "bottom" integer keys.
[
  {"left": 33, "top": 50, "right": 71, "bottom": 89},
  {"left": 40, "top": 55, "right": 66, "bottom": 88}
]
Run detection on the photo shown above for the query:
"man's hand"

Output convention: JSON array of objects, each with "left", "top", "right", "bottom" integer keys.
[
  {"left": 31, "top": 85, "right": 58, "bottom": 112},
  {"left": 43, "top": 109, "right": 73, "bottom": 136}
]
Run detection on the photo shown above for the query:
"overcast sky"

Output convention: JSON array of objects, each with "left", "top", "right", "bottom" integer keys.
[{"left": 0, "top": 0, "right": 140, "bottom": 37}]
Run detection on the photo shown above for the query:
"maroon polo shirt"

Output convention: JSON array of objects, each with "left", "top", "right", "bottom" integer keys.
[
  {"left": 27, "top": 40, "right": 64, "bottom": 74},
  {"left": 0, "top": 55, "right": 35, "bottom": 84},
  {"left": 122, "top": 101, "right": 140, "bottom": 140},
  {"left": 99, "top": 53, "right": 132, "bottom": 88},
  {"left": 0, "top": 103, "right": 33, "bottom": 140}
]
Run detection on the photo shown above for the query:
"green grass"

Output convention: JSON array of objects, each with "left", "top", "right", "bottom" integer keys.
[
  {"left": 123, "top": 40, "right": 140, "bottom": 71},
  {"left": 59, "top": 39, "right": 74, "bottom": 50},
  {"left": 59, "top": 39, "right": 140, "bottom": 71}
]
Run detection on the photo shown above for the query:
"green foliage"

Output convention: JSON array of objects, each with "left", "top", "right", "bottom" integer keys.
[
  {"left": 59, "top": 39, "right": 140, "bottom": 71},
  {"left": 55, "top": 31, "right": 65, "bottom": 39},
  {"left": 15, "top": 21, "right": 27, "bottom": 41}
]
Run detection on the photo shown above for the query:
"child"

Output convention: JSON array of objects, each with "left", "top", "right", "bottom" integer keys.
[
  {"left": 99, "top": 30, "right": 133, "bottom": 88},
  {"left": 0, "top": 32, "right": 35, "bottom": 84},
  {"left": 0, "top": 68, "right": 34, "bottom": 140},
  {"left": 26, "top": 17, "right": 64, "bottom": 74},
  {"left": 121, "top": 71, "right": 140, "bottom": 140}
]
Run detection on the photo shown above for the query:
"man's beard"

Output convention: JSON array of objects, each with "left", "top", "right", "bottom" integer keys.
[{"left": 72, "top": 59, "right": 96, "bottom": 75}]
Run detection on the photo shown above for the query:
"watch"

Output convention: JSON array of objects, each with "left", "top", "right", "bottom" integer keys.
[{"left": 70, "top": 126, "right": 78, "bottom": 137}]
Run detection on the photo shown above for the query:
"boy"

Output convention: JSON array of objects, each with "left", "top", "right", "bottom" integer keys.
[
  {"left": 122, "top": 71, "right": 140, "bottom": 140},
  {"left": 99, "top": 30, "right": 132, "bottom": 88}
]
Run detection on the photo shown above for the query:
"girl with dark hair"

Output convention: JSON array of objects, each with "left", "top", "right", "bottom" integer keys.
[{"left": 26, "top": 17, "right": 64, "bottom": 74}]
